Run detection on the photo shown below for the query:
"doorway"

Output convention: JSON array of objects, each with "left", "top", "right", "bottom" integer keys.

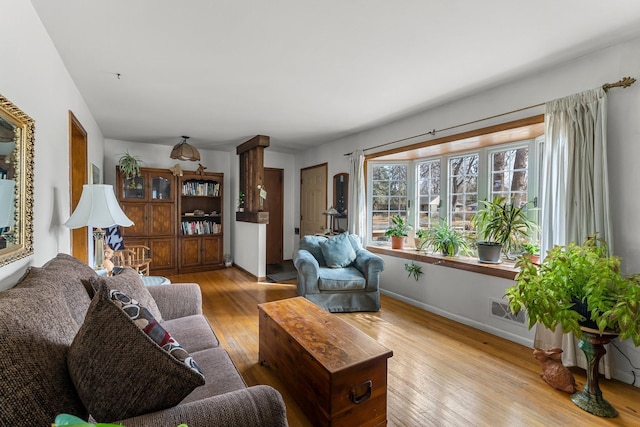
[
  {"left": 264, "top": 167, "right": 284, "bottom": 264},
  {"left": 69, "top": 111, "right": 88, "bottom": 263},
  {"left": 300, "top": 163, "right": 327, "bottom": 238}
]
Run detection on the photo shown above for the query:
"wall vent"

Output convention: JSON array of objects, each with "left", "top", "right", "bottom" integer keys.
[{"left": 491, "top": 299, "right": 526, "bottom": 325}]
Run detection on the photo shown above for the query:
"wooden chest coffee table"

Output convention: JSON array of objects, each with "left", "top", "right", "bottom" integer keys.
[{"left": 258, "top": 297, "right": 393, "bottom": 427}]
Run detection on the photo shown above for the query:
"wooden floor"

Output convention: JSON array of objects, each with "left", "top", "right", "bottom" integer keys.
[{"left": 167, "top": 267, "right": 640, "bottom": 426}]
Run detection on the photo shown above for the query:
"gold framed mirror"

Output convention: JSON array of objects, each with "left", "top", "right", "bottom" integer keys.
[{"left": 0, "top": 94, "right": 34, "bottom": 267}]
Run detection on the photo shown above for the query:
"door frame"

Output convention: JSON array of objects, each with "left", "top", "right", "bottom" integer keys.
[{"left": 69, "top": 111, "right": 88, "bottom": 263}]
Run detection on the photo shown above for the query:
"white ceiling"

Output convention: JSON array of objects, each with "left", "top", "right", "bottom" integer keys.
[{"left": 30, "top": 0, "right": 640, "bottom": 153}]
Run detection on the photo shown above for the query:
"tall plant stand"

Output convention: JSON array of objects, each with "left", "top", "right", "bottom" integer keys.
[{"left": 571, "top": 327, "right": 618, "bottom": 417}]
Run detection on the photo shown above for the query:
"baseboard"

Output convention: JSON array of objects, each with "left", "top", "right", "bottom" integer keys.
[
  {"left": 232, "top": 264, "right": 266, "bottom": 282},
  {"left": 380, "top": 288, "right": 534, "bottom": 348}
]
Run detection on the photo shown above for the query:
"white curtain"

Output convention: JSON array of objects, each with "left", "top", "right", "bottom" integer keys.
[
  {"left": 348, "top": 150, "right": 366, "bottom": 238},
  {"left": 536, "top": 87, "right": 612, "bottom": 376}
]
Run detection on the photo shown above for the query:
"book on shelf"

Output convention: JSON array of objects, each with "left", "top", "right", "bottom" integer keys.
[
  {"left": 182, "top": 181, "right": 220, "bottom": 197},
  {"left": 181, "top": 220, "right": 222, "bottom": 235}
]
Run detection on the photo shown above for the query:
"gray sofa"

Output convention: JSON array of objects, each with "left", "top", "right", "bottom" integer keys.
[
  {"left": 0, "top": 253, "right": 288, "bottom": 427},
  {"left": 294, "top": 233, "right": 384, "bottom": 312}
]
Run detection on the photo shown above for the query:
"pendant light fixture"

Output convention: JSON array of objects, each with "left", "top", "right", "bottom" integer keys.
[{"left": 170, "top": 135, "right": 201, "bottom": 161}]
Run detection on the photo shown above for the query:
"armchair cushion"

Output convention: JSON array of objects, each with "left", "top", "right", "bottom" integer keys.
[
  {"left": 318, "top": 266, "right": 366, "bottom": 291},
  {"left": 319, "top": 232, "right": 356, "bottom": 268},
  {"left": 299, "top": 235, "right": 328, "bottom": 266}
]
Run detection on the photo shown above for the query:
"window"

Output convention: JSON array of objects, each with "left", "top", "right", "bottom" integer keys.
[
  {"left": 417, "top": 160, "right": 441, "bottom": 228},
  {"left": 370, "top": 164, "right": 408, "bottom": 242},
  {"left": 490, "top": 146, "right": 528, "bottom": 207},
  {"left": 448, "top": 154, "right": 478, "bottom": 231},
  {"left": 368, "top": 139, "right": 540, "bottom": 246}
]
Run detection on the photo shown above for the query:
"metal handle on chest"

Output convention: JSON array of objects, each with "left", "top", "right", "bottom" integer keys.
[{"left": 350, "top": 380, "right": 372, "bottom": 404}]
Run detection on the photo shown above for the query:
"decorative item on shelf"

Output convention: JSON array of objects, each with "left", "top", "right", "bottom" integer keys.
[
  {"left": 424, "top": 220, "right": 470, "bottom": 256},
  {"left": 64, "top": 184, "right": 134, "bottom": 270},
  {"left": 258, "top": 184, "right": 267, "bottom": 211},
  {"left": 0, "top": 179, "right": 16, "bottom": 242},
  {"left": 506, "top": 235, "right": 640, "bottom": 417},
  {"left": 196, "top": 163, "right": 207, "bottom": 176},
  {"left": 237, "top": 191, "right": 245, "bottom": 212},
  {"left": 385, "top": 215, "right": 412, "bottom": 249},
  {"left": 117, "top": 151, "right": 143, "bottom": 182},
  {"left": 471, "top": 196, "right": 537, "bottom": 262},
  {"left": 169, "top": 163, "right": 183, "bottom": 177},
  {"left": 322, "top": 206, "right": 339, "bottom": 234},
  {"left": 404, "top": 262, "right": 423, "bottom": 281},
  {"left": 170, "top": 135, "right": 200, "bottom": 161}
]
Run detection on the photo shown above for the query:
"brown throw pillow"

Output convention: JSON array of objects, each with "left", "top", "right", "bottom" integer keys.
[
  {"left": 67, "top": 283, "right": 205, "bottom": 422},
  {"left": 88, "top": 267, "right": 163, "bottom": 321}
]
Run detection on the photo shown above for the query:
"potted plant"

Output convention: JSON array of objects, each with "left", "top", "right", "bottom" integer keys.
[
  {"left": 425, "top": 220, "right": 470, "bottom": 256},
  {"left": 506, "top": 235, "right": 640, "bottom": 345},
  {"left": 471, "top": 196, "right": 537, "bottom": 262},
  {"left": 117, "top": 152, "right": 143, "bottom": 183},
  {"left": 237, "top": 191, "right": 245, "bottom": 212},
  {"left": 385, "top": 215, "right": 412, "bottom": 249},
  {"left": 405, "top": 262, "right": 423, "bottom": 281},
  {"left": 522, "top": 241, "right": 540, "bottom": 264},
  {"left": 414, "top": 229, "right": 429, "bottom": 251}
]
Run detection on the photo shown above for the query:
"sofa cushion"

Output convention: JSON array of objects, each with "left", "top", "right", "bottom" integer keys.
[
  {"left": 299, "top": 234, "right": 328, "bottom": 266},
  {"left": 348, "top": 233, "right": 363, "bottom": 252},
  {"left": 88, "top": 267, "right": 163, "bottom": 321},
  {"left": 161, "top": 314, "right": 220, "bottom": 352},
  {"left": 0, "top": 286, "right": 87, "bottom": 425},
  {"left": 180, "top": 347, "right": 247, "bottom": 404},
  {"left": 67, "top": 284, "right": 205, "bottom": 422},
  {"left": 15, "top": 253, "right": 96, "bottom": 326},
  {"left": 320, "top": 232, "right": 356, "bottom": 268},
  {"left": 318, "top": 266, "right": 366, "bottom": 291}
]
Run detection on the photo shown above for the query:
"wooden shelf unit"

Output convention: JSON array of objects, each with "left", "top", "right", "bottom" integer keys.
[
  {"left": 115, "top": 167, "right": 225, "bottom": 274},
  {"left": 178, "top": 171, "right": 224, "bottom": 272}
]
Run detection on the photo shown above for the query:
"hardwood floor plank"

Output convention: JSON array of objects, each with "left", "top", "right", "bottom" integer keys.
[{"left": 167, "top": 268, "right": 640, "bottom": 426}]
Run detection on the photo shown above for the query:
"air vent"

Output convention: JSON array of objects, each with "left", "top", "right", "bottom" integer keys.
[{"left": 491, "top": 299, "right": 526, "bottom": 325}]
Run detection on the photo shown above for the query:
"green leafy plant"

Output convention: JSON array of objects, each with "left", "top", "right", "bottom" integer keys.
[
  {"left": 385, "top": 215, "right": 412, "bottom": 238},
  {"left": 117, "top": 151, "right": 143, "bottom": 180},
  {"left": 414, "top": 228, "right": 429, "bottom": 251},
  {"left": 405, "top": 262, "right": 423, "bottom": 281},
  {"left": 472, "top": 196, "right": 538, "bottom": 259},
  {"left": 522, "top": 241, "right": 540, "bottom": 255},
  {"left": 506, "top": 235, "right": 640, "bottom": 345},
  {"left": 425, "top": 221, "right": 470, "bottom": 256},
  {"left": 237, "top": 191, "right": 245, "bottom": 208}
]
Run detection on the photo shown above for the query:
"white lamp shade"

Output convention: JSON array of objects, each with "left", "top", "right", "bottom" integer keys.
[
  {"left": 65, "top": 184, "right": 133, "bottom": 229},
  {"left": 0, "top": 179, "right": 16, "bottom": 228}
]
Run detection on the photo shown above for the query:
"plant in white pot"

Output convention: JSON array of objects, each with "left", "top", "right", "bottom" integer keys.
[{"left": 471, "top": 196, "right": 537, "bottom": 262}]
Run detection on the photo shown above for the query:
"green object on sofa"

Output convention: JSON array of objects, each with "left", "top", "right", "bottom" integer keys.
[
  {"left": 294, "top": 233, "right": 384, "bottom": 312},
  {"left": 1, "top": 253, "right": 289, "bottom": 427}
]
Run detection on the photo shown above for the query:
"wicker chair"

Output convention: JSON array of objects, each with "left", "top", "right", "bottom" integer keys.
[{"left": 113, "top": 245, "right": 152, "bottom": 276}]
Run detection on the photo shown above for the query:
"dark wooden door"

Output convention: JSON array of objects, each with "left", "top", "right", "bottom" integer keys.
[
  {"left": 265, "top": 168, "right": 284, "bottom": 264},
  {"left": 69, "top": 112, "right": 88, "bottom": 263}
]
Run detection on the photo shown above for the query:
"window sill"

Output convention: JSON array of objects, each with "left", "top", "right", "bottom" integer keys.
[{"left": 366, "top": 246, "right": 518, "bottom": 280}]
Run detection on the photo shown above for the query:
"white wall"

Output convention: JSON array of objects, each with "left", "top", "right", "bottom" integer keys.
[
  {"left": 233, "top": 221, "right": 266, "bottom": 278},
  {"left": 0, "top": 0, "right": 104, "bottom": 289},
  {"left": 294, "top": 36, "right": 640, "bottom": 386}
]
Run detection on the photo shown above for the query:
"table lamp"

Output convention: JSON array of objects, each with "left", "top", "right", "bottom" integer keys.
[{"left": 64, "top": 184, "right": 133, "bottom": 269}]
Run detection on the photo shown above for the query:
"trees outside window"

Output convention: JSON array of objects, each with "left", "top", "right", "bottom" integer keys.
[
  {"left": 449, "top": 154, "right": 478, "bottom": 231},
  {"left": 371, "top": 164, "right": 408, "bottom": 242},
  {"left": 417, "top": 160, "right": 441, "bottom": 229}
]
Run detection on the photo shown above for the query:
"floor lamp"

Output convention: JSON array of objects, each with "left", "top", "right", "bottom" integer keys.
[{"left": 64, "top": 184, "right": 133, "bottom": 269}]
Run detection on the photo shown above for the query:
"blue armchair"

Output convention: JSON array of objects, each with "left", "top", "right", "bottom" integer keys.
[{"left": 293, "top": 233, "right": 385, "bottom": 312}]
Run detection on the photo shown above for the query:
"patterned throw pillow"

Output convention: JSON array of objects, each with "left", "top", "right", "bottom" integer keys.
[
  {"left": 67, "top": 284, "right": 205, "bottom": 422},
  {"left": 88, "top": 267, "right": 163, "bottom": 321},
  {"left": 320, "top": 232, "right": 357, "bottom": 268}
]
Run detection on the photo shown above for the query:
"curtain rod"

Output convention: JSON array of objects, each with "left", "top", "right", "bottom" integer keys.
[{"left": 344, "top": 76, "right": 636, "bottom": 157}]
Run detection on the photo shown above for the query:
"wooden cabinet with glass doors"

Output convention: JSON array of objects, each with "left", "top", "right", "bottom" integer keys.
[
  {"left": 178, "top": 171, "right": 224, "bottom": 272},
  {"left": 116, "top": 167, "right": 177, "bottom": 274}
]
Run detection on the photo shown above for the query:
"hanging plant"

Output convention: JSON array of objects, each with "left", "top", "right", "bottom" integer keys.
[
  {"left": 117, "top": 152, "right": 143, "bottom": 181},
  {"left": 404, "top": 262, "right": 423, "bottom": 281}
]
